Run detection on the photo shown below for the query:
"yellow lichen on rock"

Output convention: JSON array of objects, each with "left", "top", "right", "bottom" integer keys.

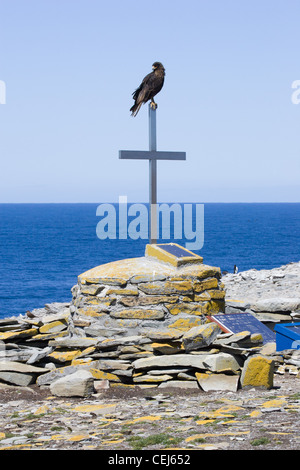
[{"left": 241, "top": 355, "right": 274, "bottom": 389}]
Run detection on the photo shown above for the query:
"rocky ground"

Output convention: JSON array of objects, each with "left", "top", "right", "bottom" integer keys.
[
  {"left": 1, "top": 261, "right": 299, "bottom": 452},
  {"left": 0, "top": 373, "right": 299, "bottom": 451},
  {"left": 222, "top": 262, "right": 300, "bottom": 321}
]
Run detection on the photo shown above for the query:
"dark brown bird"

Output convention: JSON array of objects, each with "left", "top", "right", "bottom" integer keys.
[{"left": 130, "top": 62, "right": 165, "bottom": 116}]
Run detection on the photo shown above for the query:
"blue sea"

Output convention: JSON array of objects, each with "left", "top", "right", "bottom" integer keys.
[{"left": 0, "top": 203, "right": 299, "bottom": 319}]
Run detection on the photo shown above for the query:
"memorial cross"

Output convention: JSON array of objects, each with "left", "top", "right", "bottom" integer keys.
[{"left": 119, "top": 104, "right": 186, "bottom": 244}]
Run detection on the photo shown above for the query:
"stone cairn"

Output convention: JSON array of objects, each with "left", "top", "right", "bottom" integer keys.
[{"left": 0, "top": 245, "right": 298, "bottom": 397}]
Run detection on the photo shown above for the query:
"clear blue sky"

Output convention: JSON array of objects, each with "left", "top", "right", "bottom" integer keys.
[{"left": 0, "top": 0, "right": 299, "bottom": 202}]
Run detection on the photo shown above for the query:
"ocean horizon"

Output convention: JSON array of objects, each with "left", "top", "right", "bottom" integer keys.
[{"left": 0, "top": 202, "right": 299, "bottom": 319}]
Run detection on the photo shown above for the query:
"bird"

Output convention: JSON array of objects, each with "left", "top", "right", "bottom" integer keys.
[{"left": 130, "top": 62, "right": 165, "bottom": 117}]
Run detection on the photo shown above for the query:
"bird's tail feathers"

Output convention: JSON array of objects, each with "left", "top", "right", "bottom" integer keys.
[{"left": 130, "top": 101, "right": 143, "bottom": 117}]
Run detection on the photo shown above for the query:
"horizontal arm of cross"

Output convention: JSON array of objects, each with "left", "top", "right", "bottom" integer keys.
[{"left": 119, "top": 150, "right": 186, "bottom": 160}]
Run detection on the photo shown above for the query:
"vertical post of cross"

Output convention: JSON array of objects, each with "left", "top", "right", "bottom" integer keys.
[
  {"left": 119, "top": 106, "right": 186, "bottom": 245},
  {"left": 149, "top": 104, "right": 157, "bottom": 244}
]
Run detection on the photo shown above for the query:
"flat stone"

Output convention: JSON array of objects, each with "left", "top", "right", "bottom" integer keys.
[
  {"left": 75, "top": 307, "right": 109, "bottom": 318},
  {"left": 80, "top": 284, "right": 105, "bottom": 296},
  {"left": 133, "top": 352, "right": 241, "bottom": 373},
  {"left": 79, "top": 257, "right": 221, "bottom": 286},
  {"left": 182, "top": 323, "right": 221, "bottom": 351},
  {"left": 71, "top": 403, "right": 117, "bottom": 415},
  {"left": 93, "top": 379, "right": 110, "bottom": 391},
  {"left": 252, "top": 312, "right": 290, "bottom": 323},
  {"left": 150, "top": 368, "right": 191, "bottom": 375},
  {"left": 133, "top": 374, "right": 173, "bottom": 383},
  {"left": 0, "top": 361, "right": 49, "bottom": 374},
  {"left": 0, "top": 371, "right": 36, "bottom": 386},
  {"left": 41, "top": 311, "right": 70, "bottom": 324},
  {"left": 151, "top": 342, "right": 182, "bottom": 355},
  {"left": 207, "top": 290, "right": 226, "bottom": 300},
  {"left": 0, "top": 348, "right": 39, "bottom": 363},
  {"left": 202, "top": 352, "right": 242, "bottom": 373},
  {"left": 193, "top": 278, "right": 219, "bottom": 292},
  {"left": 168, "top": 316, "right": 204, "bottom": 331},
  {"left": 214, "top": 331, "right": 251, "bottom": 346},
  {"left": 252, "top": 298, "right": 300, "bottom": 313},
  {"left": 130, "top": 274, "right": 166, "bottom": 283},
  {"left": 165, "top": 302, "right": 209, "bottom": 316},
  {"left": 97, "top": 335, "right": 151, "bottom": 350},
  {"left": 196, "top": 372, "right": 239, "bottom": 392},
  {"left": 138, "top": 281, "right": 193, "bottom": 295},
  {"left": 27, "top": 346, "right": 54, "bottom": 364},
  {"left": 143, "top": 328, "right": 183, "bottom": 341},
  {"left": 50, "top": 370, "right": 94, "bottom": 397},
  {"left": 49, "top": 337, "right": 103, "bottom": 348},
  {"left": 0, "top": 318, "right": 19, "bottom": 326},
  {"left": 110, "top": 309, "right": 164, "bottom": 320},
  {"left": 83, "top": 277, "right": 127, "bottom": 286},
  {"left": 106, "top": 286, "right": 139, "bottom": 296},
  {"left": 36, "top": 361, "right": 100, "bottom": 385},
  {"left": 76, "top": 297, "right": 114, "bottom": 308},
  {"left": 44, "top": 302, "right": 70, "bottom": 314},
  {"left": 97, "top": 360, "right": 131, "bottom": 371},
  {"left": 240, "top": 355, "right": 274, "bottom": 389},
  {"left": 39, "top": 320, "right": 68, "bottom": 335},
  {"left": 158, "top": 380, "right": 199, "bottom": 389},
  {"left": 47, "top": 349, "right": 82, "bottom": 363},
  {"left": 119, "top": 295, "right": 179, "bottom": 307},
  {"left": 0, "top": 328, "right": 38, "bottom": 342}
]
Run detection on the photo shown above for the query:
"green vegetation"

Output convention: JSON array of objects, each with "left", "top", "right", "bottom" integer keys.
[
  {"left": 251, "top": 437, "right": 270, "bottom": 447},
  {"left": 128, "top": 433, "right": 182, "bottom": 450}
]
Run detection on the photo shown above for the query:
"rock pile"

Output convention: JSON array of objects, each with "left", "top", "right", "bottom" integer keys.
[
  {"left": 70, "top": 251, "right": 226, "bottom": 337},
  {"left": 0, "top": 300, "right": 295, "bottom": 396},
  {"left": 223, "top": 262, "right": 300, "bottom": 326},
  {"left": 0, "top": 254, "right": 299, "bottom": 397}
]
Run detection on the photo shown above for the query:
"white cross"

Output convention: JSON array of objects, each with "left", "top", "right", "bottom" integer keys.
[{"left": 119, "top": 104, "right": 186, "bottom": 244}]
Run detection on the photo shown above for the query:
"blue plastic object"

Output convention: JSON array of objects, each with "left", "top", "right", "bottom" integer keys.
[{"left": 274, "top": 322, "right": 300, "bottom": 351}]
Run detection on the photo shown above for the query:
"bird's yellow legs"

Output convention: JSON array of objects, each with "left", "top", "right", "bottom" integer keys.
[{"left": 150, "top": 100, "right": 158, "bottom": 110}]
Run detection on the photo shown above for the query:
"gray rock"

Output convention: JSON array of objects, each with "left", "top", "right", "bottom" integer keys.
[
  {"left": 133, "top": 352, "right": 241, "bottom": 373},
  {"left": 130, "top": 274, "right": 166, "bottom": 283},
  {"left": 214, "top": 331, "right": 251, "bottom": 346},
  {"left": 49, "top": 337, "right": 104, "bottom": 348},
  {"left": 0, "top": 360, "right": 45, "bottom": 385},
  {"left": 251, "top": 298, "right": 300, "bottom": 313},
  {"left": 94, "top": 379, "right": 110, "bottom": 391},
  {"left": 0, "top": 371, "right": 35, "bottom": 386},
  {"left": 45, "top": 302, "right": 70, "bottom": 313},
  {"left": 27, "top": 346, "right": 53, "bottom": 364},
  {"left": 202, "top": 352, "right": 242, "bottom": 372},
  {"left": 196, "top": 372, "right": 239, "bottom": 392},
  {"left": 0, "top": 360, "right": 49, "bottom": 374},
  {"left": 50, "top": 370, "right": 94, "bottom": 397},
  {"left": 223, "top": 263, "right": 300, "bottom": 315},
  {"left": 133, "top": 374, "right": 173, "bottom": 383},
  {"left": 97, "top": 335, "right": 151, "bottom": 350},
  {"left": 37, "top": 361, "right": 99, "bottom": 385},
  {"left": 182, "top": 323, "right": 220, "bottom": 351},
  {"left": 158, "top": 380, "right": 199, "bottom": 389},
  {"left": 97, "top": 359, "right": 131, "bottom": 370}
]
